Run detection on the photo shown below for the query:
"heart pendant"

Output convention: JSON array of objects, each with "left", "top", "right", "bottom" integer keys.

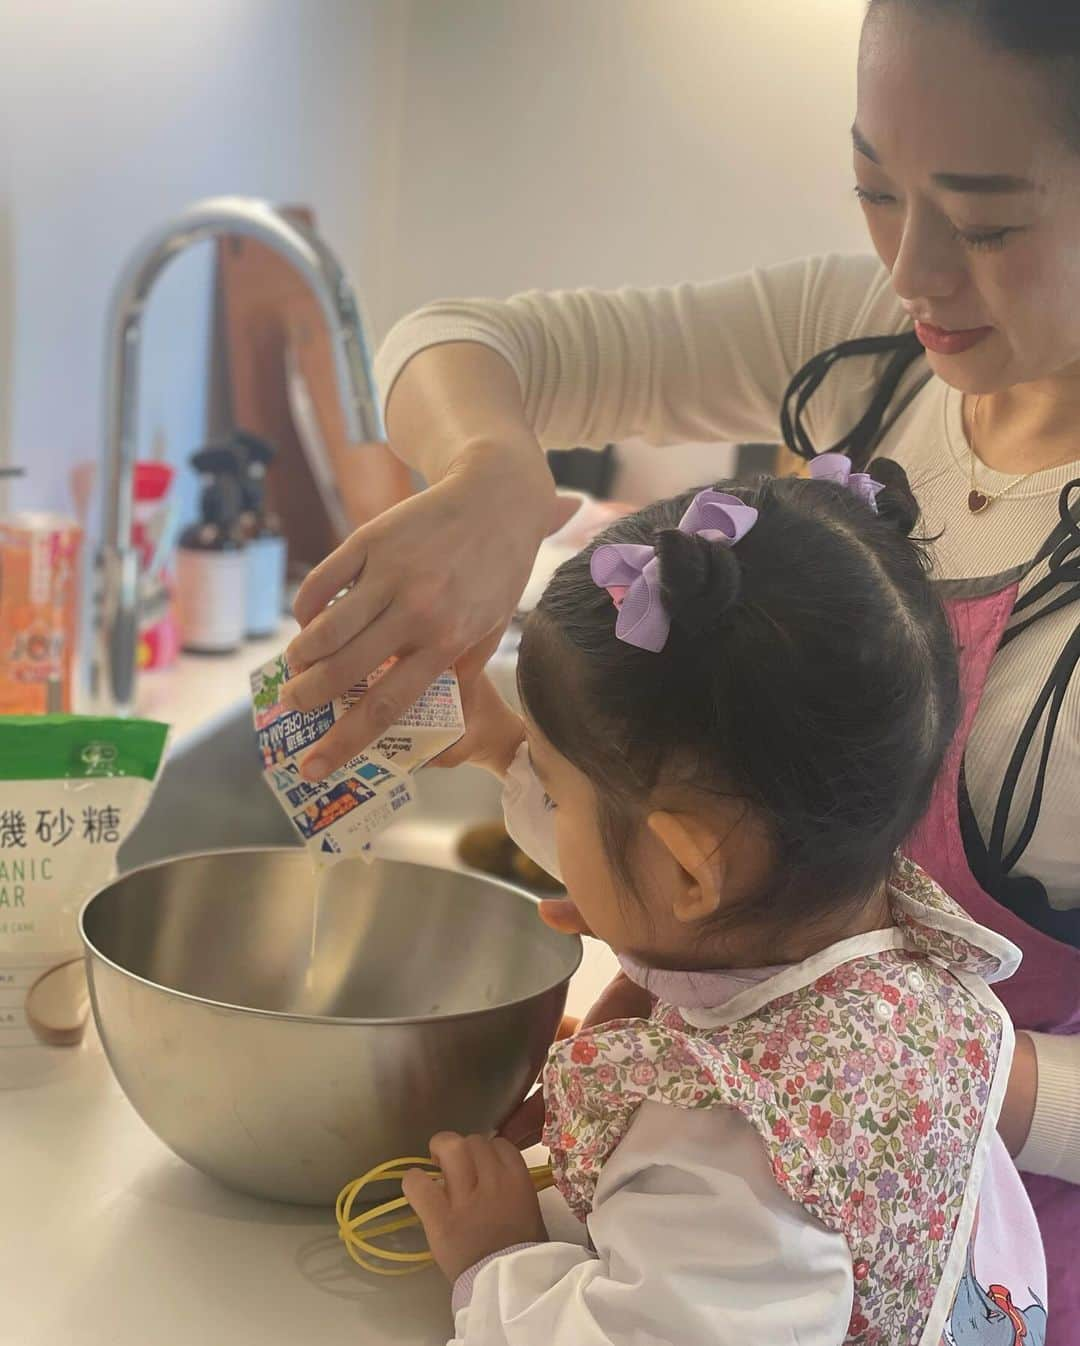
[{"left": 968, "top": 489, "right": 991, "bottom": 514}]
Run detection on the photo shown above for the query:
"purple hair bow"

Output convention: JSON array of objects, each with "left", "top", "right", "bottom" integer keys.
[
  {"left": 808, "top": 453, "right": 884, "bottom": 511},
  {"left": 589, "top": 489, "right": 758, "bottom": 652}
]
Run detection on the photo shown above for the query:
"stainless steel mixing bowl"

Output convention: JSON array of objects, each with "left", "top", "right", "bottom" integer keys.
[{"left": 81, "top": 849, "right": 581, "bottom": 1204}]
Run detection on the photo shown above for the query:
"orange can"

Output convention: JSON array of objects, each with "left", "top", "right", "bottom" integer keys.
[{"left": 0, "top": 513, "right": 82, "bottom": 714}]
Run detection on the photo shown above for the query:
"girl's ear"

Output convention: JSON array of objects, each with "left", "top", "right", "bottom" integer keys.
[{"left": 646, "top": 811, "right": 726, "bottom": 924}]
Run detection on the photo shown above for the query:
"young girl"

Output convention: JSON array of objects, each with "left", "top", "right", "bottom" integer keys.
[{"left": 402, "top": 456, "right": 1048, "bottom": 1346}]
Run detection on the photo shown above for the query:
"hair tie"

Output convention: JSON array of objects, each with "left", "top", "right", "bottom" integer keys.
[
  {"left": 808, "top": 452, "right": 884, "bottom": 512},
  {"left": 590, "top": 489, "right": 757, "bottom": 652}
]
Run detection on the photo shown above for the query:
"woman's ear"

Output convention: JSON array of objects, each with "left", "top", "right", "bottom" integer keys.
[{"left": 646, "top": 811, "right": 726, "bottom": 924}]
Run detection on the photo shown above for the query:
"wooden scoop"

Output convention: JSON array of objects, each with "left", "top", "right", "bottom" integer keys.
[{"left": 25, "top": 957, "right": 90, "bottom": 1047}]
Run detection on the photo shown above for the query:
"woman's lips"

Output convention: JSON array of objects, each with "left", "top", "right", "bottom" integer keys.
[{"left": 914, "top": 321, "right": 994, "bottom": 355}]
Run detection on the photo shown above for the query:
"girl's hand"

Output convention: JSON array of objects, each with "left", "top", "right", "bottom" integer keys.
[{"left": 402, "top": 1132, "right": 547, "bottom": 1285}]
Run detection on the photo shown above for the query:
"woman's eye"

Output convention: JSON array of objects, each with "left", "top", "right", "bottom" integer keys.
[
  {"left": 855, "top": 181, "right": 1021, "bottom": 252},
  {"left": 853, "top": 184, "right": 897, "bottom": 208},
  {"left": 948, "top": 224, "right": 1016, "bottom": 252},
  {"left": 542, "top": 791, "right": 558, "bottom": 812}
]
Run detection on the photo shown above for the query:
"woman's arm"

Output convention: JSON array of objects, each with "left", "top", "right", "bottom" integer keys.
[
  {"left": 284, "top": 254, "right": 907, "bottom": 771},
  {"left": 1010, "top": 1030, "right": 1080, "bottom": 1184},
  {"left": 374, "top": 253, "right": 907, "bottom": 460},
  {"left": 448, "top": 1103, "right": 852, "bottom": 1346},
  {"left": 378, "top": 340, "right": 555, "bottom": 497},
  {"left": 999, "top": 1031, "right": 1038, "bottom": 1156},
  {"left": 280, "top": 348, "right": 557, "bottom": 772}
]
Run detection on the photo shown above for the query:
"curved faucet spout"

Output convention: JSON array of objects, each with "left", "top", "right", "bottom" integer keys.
[{"left": 93, "top": 197, "right": 383, "bottom": 715}]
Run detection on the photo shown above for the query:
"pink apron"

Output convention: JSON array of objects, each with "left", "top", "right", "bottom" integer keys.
[
  {"left": 783, "top": 340, "right": 1080, "bottom": 1340},
  {"left": 906, "top": 521, "right": 1080, "bottom": 1341}
]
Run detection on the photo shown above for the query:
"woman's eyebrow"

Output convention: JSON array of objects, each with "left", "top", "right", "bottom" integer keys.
[{"left": 851, "top": 125, "right": 1037, "bottom": 194}]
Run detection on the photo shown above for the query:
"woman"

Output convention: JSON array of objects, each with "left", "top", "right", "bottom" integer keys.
[{"left": 283, "top": 1, "right": 1079, "bottom": 1332}]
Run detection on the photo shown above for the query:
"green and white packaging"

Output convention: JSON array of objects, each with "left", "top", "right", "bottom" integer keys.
[{"left": 0, "top": 716, "right": 168, "bottom": 1086}]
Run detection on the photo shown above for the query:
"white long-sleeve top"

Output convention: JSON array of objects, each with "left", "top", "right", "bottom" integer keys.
[
  {"left": 450, "top": 1109, "right": 1044, "bottom": 1346},
  {"left": 450, "top": 1101, "right": 854, "bottom": 1346},
  {"left": 376, "top": 261, "right": 1080, "bottom": 1186}
]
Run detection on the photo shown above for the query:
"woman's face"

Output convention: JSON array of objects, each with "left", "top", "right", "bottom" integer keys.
[{"left": 856, "top": 4, "right": 1080, "bottom": 393}]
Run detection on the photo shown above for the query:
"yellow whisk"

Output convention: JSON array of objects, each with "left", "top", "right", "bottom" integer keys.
[{"left": 336, "top": 1155, "right": 556, "bottom": 1276}]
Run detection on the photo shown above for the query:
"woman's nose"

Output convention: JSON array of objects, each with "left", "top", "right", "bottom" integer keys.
[{"left": 890, "top": 210, "right": 964, "bottom": 308}]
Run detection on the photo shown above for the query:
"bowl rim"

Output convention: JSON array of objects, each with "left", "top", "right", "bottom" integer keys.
[{"left": 78, "top": 846, "right": 583, "bottom": 1028}]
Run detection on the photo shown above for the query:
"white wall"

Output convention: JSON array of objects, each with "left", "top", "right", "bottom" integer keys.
[
  {"left": 383, "top": 0, "right": 868, "bottom": 310},
  {"left": 0, "top": 0, "right": 402, "bottom": 517},
  {"left": 376, "top": 0, "right": 871, "bottom": 500}
]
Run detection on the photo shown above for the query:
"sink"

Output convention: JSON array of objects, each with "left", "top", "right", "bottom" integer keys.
[{"left": 120, "top": 698, "right": 504, "bottom": 874}]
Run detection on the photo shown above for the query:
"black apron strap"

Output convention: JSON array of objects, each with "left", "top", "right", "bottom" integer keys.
[
  {"left": 1008, "top": 479, "right": 1080, "bottom": 627},
  {"left": 991, "top": 623, "right": 1080, "bottom": 869},
  {"left": 779, "top": 339, "right": 1079, "bottom": 942},
  {"left": 959, "top": 769, "right": 1080, "bottom": 947},
  {"left": 780, "top": 330, "right": 928, "bottom": 468},
  {"left": 966, "top": 480, "right": 1080, "bottom": 946}
]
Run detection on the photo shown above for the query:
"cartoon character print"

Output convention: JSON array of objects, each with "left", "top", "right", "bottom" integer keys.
[{"left": 947, "top": 1239, "right": 1047, "bottom": 1346}]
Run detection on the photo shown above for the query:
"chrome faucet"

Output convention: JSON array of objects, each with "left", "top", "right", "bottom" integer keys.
[{"left": 91, "top": 197, "right": 383, "bottom": 715}]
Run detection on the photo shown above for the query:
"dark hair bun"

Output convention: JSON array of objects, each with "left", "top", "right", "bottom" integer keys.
[
  {"left": 868, "top": 458, "right": 920, "bottom": 536},
  {"left": 656, "top": 527, "right": 741, "bottom": 634}
]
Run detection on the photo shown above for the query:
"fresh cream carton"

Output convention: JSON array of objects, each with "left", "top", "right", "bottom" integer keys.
[{"left": 250, "top": 653, "right": 464, "bottom": 863}]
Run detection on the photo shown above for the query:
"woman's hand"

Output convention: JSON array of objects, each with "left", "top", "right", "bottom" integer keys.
[
  {"left": 280, "top": 448, "right": 558, "bottom": 779},
  {"left": 403, "top": 1132, "right": 547, "bottom": 1285},
  {"left": 998, "top": 1030, "right": 1037, "bottom": 1157}
]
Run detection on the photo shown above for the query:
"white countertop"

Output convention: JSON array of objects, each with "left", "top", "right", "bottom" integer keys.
[{"left": 3, "top": 939, "right": 617, "bottom": 1346}]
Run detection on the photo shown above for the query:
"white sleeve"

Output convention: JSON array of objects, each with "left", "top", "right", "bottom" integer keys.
[
  {"left": 449, "top": 1101, "right": 853, "bottom": 1346},
  {"left": 374, "top": 252, "right": 909, "bottom": 454},
  {"left": 1016, "top": 1030, "right": 1080, "bottom": 1186}
]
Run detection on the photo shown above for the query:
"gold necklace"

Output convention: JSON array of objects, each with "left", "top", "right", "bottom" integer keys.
[{"left": 966, "top": 395, "right": 1076, "bottom": 514}]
